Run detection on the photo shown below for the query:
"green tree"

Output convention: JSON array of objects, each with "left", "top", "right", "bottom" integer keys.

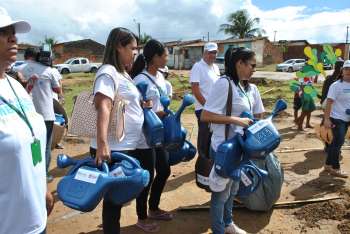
[
  {"left": 219, "top": 10, "right": 265, "bottom": 39},
  {"left": 139, "top": 33, "right": 152, "bottom": 45},
  {"left": 43, "top": 36, "right": 58, "bottom": 49}
]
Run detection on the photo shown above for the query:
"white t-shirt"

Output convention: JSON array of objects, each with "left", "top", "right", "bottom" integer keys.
[
  {"left": 165, "top": 80, "right": 173, "bottom": 98},
  {"left": 19, "top": 61, "right": 61, "bottom": 121},
  {"left": 134, "top": 71, "right": 170, "bottom": 149},
  {"left": 51, "top": 68, "right": 63, "bottom": 101},
  {"left": 204, "top": 77, "right": 265, "bottom": 151},
  {"left": 0, "top": 75, "right": 47, "bottom": 234},
  {"left": 189, "top": 59, "right": 220, "bottom": 110},
  {"left": 134, "top": 70, "right": 169, "bottom": 113},
  {"left": 90, "top": 65, "right": 144, "bottom": 151},
  {"left": 327, "top": 80, "right": 350, "bottom": 122}
]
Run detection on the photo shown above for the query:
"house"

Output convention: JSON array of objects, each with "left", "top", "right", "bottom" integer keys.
[
  {"left": 17, "top": 43, "right": 40, "bottom": 61},
  {"left": 164, "top": 39, "right": 204, "bottom": 69},
  {"left": 52, "top": 39, "right": 105, "bottom": 64},
  {"left": 274, "top": 40, "right": 350, "bottom": 61},
  {"left": 168, "top": 37, "right": 283, "bottom": 69},
  {"left": 274, "top": 40, "right": 310, "bottom": 61}
]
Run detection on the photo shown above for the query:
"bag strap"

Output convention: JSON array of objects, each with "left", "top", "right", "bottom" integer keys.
[
  {"left": 223, "top": 76, "right": 232, "bottom": 140},
  {"left": 140, "top": 72, "right": 166, "bottom": 97}
]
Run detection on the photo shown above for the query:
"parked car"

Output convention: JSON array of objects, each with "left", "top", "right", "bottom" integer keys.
[
  {"left": 10, "top": 60, "right": 25, "bottom": 72},
  {"left": 215, "top": 57, "right": 225, "bottom": 75},
  {"left": 276, "top": 59, "right": 305, "bottom": 72},
  {"left": 54, "top": 57, "right": 101, "bottom": 74}
]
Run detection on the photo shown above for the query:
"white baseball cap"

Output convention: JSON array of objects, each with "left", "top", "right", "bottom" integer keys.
[
  {"left": 0, "top": 7, "right": 30, "bottom": 33},
  {"left": 204, "top": 42, "right": 218, "bottom": 52},
  {"left": 159, "top": 66, "right": 169, "bottom": 73},
  {"left": 343, "top": 60, "right": 350, "bottom": 68}
]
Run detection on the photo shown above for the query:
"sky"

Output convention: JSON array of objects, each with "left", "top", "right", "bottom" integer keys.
[{"left": 1, "top": 0, "right": 349, "bottom": 45}]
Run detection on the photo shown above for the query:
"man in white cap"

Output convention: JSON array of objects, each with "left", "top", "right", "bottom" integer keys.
[
  {"left": 190, "top": 42, "right": 220, "bottom": 159},
  {"left": 0, "top": 7, "right": 54, "bottom": 234}
]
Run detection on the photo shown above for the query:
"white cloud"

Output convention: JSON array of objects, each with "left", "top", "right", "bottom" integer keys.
[
  {"left": 1, "top": 0, "right": 349, "bottom": 45},
  {"left": 242, "top": 0, "right": 350, "bottom": 43}
]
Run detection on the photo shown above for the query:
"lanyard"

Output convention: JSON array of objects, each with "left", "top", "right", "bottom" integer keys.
[
  {"left": 0, "top": 78, "right": 35, "bottom": 138},
  {"left": 237, "top": 83, "right": 252, "bottom": 111}
]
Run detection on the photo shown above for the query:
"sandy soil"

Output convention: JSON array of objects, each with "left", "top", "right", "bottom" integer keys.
[{"left": 46, "top": 108, "right": 350, "bottom": 234}]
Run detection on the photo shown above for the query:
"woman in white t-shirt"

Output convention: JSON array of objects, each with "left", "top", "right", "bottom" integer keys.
[
  {"left": 201, "top": 47, "right": 265, "bottom": 234},
  {"left": 323, "top": 60, "right": 350, "bottom": 178},
  {"left": 130, "top": 39, "right": 174, "bottom": 224},
  {"left": 0, "top": 10, "right": 53, "bottom": 234},
  {"left": 91, "top": 27, "right": 160, "bottom": 233}
]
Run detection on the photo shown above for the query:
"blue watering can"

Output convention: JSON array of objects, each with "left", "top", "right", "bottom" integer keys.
[
  {"left": 168, "top": 140, "right": 197, "bottom": 166},
  {"left": 236, "top": 99, "right": 286, "bottom": 197},
  {"left": 238, "top": 99, "right": 287, "bottom": 159},
  {"left": 160, "top": 94, "right": 195, "bottom": 151},
  {"left": 57, "top": 152, "right": 150, "bottom": 212},
  {"left": 136, "top": 82, "right": 164, "bottom": 147}
]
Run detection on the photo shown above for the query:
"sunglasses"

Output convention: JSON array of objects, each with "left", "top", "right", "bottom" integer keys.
[{"left": 246, "top": 62, "right": 256, "bottom": 69}]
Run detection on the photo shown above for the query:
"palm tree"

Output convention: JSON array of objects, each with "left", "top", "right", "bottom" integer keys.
[
  {"left": 139, "top": 33, "right": 152, "bottom": 45},
  {"left": 219, "top": 10, "right": 265, "bottom": 39},
  {"left": 43, "top": 36, "right": 58, "bottom": 50}
]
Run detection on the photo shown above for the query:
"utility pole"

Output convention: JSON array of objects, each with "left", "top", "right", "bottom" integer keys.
[
  {"left": 207, "top": 32, "right": 210, "bottom": 42},
  {"left": 137, "top": 22, "right": 141, "bottom": 41},
  {"left": 346, "top": 26, "right": 349, "bottom": 59},
  {"left": 133, "top": 19, "right": 141, "bottom": 52},
  {"left": 274, "top": 30, "right": 277, "bottom": 42}
]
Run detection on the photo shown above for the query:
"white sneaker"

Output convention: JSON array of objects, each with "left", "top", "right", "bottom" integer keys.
[{"left": 225, "top": 223, "right": 247, "bottom": 234}]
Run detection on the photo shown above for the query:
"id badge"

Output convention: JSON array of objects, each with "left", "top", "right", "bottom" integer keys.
[{"left": 31, "top": 139, "right": 42, "bottom": 166}]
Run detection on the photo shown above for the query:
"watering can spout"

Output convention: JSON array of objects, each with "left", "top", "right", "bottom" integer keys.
[{"left": 174, "top": 94, "right": 195, "bottom": 120}]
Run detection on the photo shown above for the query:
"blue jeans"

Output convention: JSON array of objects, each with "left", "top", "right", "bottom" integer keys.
[
  {"left": 211, "top": 180, "right": 239, "bottom": 234},
  {"left": 210, "top": 148, "right": 239, "bottom": 234},
  {"left": 326, "top": 118, "right": 349, "bottom": 169}
]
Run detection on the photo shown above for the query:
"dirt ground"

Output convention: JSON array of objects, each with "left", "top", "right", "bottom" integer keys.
[{"left": 47, "top": 107, "right": 350, "bottom": 234}]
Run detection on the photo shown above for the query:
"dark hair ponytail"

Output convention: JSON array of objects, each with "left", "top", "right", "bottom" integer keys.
[
  {"left": 224, "top": 47, "right": 255, "bottom": 90},
  {"left": 130, "top": 39, "right": 166, "bottom": 78}
]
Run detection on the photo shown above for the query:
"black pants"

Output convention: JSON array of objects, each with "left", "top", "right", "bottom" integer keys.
[
  {"left": 45, "top": 121, "right": 54, "bottom": 173},
  {"left": 195, "top": 109, "right": 212, "bottom": 159},
  {"left": 149, "top": 147, "right": 171, "bottom": 211},
  {"left": 90, "top": 148, "right": 155, "bottom": 234}
]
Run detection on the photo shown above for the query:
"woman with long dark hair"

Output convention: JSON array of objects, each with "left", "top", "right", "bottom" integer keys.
[
  {"left": 90, "top": 27, "right": 160, "bottom": 233},
  {"left": 130, "top": 39, "right": 174, "bottom": 224},
  {"left": 201, "top": 47, "right": 265, "bottom": 234}
]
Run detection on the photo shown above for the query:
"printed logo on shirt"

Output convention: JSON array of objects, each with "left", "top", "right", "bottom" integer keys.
[
  {"left": 343, "top": 89, "right": 350, "bottom": 94},
  {"left": 0, "top": 98, "right": 34, "bottom": 118}
]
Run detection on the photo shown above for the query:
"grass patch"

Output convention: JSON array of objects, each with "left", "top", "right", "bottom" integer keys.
[
  {"left": 256, "top": 64, "right": 278, "bottom": 72},
  {"left": 62, "top": 74, "right": 94, "bottom": 117},
  {"left": 61, "top": 72, "right": 322, "bottom": 117},
  {"left": 256, "top": 79, "right": 322, "bottom": 110}
]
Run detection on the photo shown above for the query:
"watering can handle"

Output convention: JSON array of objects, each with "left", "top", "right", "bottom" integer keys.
[
  {"left": 66, "top": 158, "right": 109, "bottom": 175},
  {"left": 346, "top": 109, "right": 350, "bottom": 115},
  {"left": 111, "top": 152, "right": 140, "bottom": 169}
]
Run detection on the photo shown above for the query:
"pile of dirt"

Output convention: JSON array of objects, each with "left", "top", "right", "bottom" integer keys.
[
  {"left": 338, "top": 220, "right": 350, "bottom": 234},
  {"left": 294, "top": 201, "right": 346, "bottom": 228},
  {"left": 294, "top": 190, "right": 350, "bottom": 233}
]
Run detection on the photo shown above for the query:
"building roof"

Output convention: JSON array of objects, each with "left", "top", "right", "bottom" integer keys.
[
  {"left": 18, "top": 43, "right": 40, "bottom": 50},
  {"left": 55, "top": 39, "right": 104, "bottom": 47},
  {"left": 274, "top": 40, "right": 310, "bottom": 46},
  {"left": 181, "top": 37, "right": 268, "bottom": 48}
]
